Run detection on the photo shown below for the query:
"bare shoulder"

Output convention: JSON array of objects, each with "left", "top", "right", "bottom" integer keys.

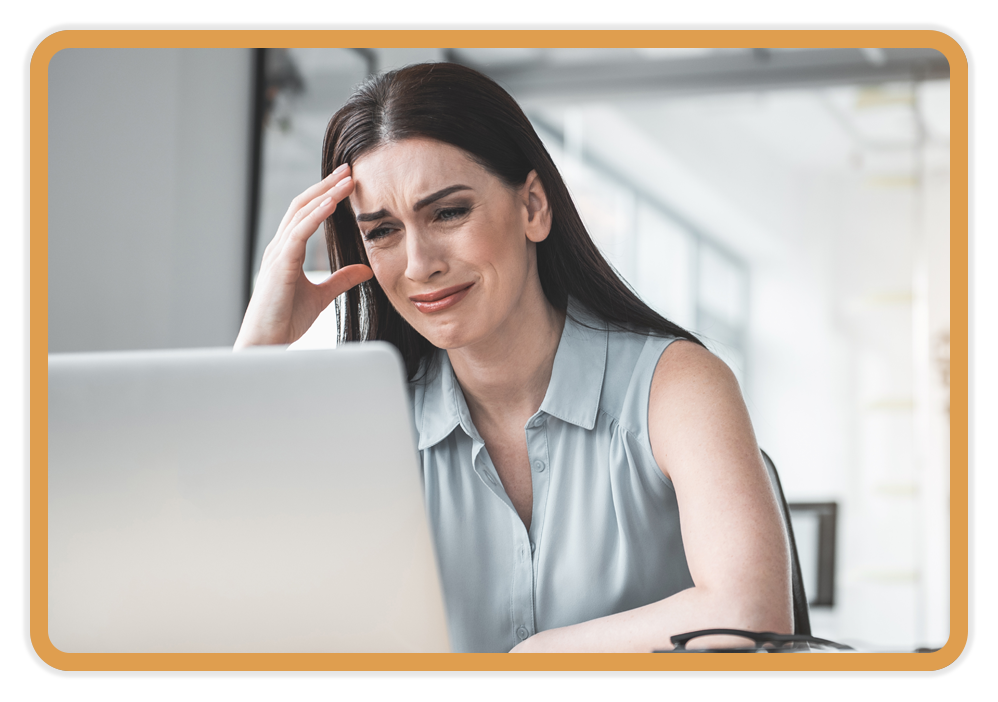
[
  {"left": 648, "top": 339, "right": 760, "bottom": 482},
  {"left": 650, "top": 339, "right": 741, "bottom": 398}
]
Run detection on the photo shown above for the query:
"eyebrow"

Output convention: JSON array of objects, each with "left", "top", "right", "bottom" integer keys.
[
  {"left": 355, "top": 185, "right": 472, "bottom": 223},
  {"left": 413, "top": 185, "right": 472, "bottom": 211},
  {"left": 356, "top": 209, "right": 389, "bottom": 223}
]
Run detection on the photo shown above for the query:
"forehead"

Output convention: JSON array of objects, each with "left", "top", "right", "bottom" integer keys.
[{"left": 349, "top": 139, "right": 496, "bottom": 209}]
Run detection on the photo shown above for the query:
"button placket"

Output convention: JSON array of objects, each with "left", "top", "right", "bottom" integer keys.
[
  {"left": 521, "top": 414, "right": 552, "bottom": 638},
  {"left": 525, "top": 417, "right": 551, "bottom": 551},
  {"left": 509, "top": 511, "right": 534, "bottom": 649},
  {"left": 472, "top": 440, "right": 508, "bottom": 502}
]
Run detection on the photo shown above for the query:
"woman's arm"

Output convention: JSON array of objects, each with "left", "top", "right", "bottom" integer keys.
[{"left": 510, "top": 340, "right": 793, "bottom": 652}]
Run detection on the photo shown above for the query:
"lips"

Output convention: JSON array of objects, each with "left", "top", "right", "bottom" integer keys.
[{"left": 409, "top": 283, "right": 474, "bottom": 313}]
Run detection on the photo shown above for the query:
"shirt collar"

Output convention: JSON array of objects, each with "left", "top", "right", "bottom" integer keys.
[
  {"left": 538, "top": 300, "right": 608, "bottom": 430},
  {"left": 416, "top": 351, "right": 472, "bottom": 450},
  {"left": 415, "top": 299, "right": 609, "bottom": 450}
]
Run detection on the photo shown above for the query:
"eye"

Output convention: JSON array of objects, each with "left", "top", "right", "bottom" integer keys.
[
  {"left": 436, "top": 206, "right": 469, "bottom": 222},
  {"left": 363, "top": 224, "right": 398, "bottom": 242}
]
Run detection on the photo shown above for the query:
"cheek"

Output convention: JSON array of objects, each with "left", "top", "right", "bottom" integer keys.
[
  {"left": 473, "top": 215, "right": 528, "bottom": 274},
  {"left": 365, "top": 246, "right": 406, "bottom": 298}
]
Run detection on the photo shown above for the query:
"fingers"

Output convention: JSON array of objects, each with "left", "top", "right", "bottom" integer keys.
[
  {"left": 315, "top": 264, "right": 374, "bottom": 308},
  {"left": 261, "top": 165, "right": 353, "bottom": 270},
  {"left": 276, "top": 164, "right": 350, "bottom": 240},
  {"left": 279, "top": 174, "right": 355, "bottom": 251}
]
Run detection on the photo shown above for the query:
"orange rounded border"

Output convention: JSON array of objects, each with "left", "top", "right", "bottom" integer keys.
[{"left": 29, "top": 29, "right": 969, "bottom": 672}]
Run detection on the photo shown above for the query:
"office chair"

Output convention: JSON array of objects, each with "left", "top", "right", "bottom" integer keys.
[{"left": 760, "top": 449, "right": 811, "bottom": 636}]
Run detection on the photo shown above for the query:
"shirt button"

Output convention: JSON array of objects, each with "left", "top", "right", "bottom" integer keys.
[
  {"left": 517, "top": 626, "right": 529, "bottom": 641},
  {"left": 534, "top": 460, "right": 546, "bottom": 473},
  {"left": 485, "top": 472, "right": 497, "bottom": 485},
  {"left": 530, "top": 541, "right": 536, "bottom": 553}
]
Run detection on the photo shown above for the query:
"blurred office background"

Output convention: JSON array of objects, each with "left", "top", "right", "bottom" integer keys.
[{"left": 48, "top": 46, "right": 952, "bottom": 651}]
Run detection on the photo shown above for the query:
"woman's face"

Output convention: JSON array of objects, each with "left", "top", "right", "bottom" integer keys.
[{"left": 348, "top": 138, "right": 551, "bottom": 351}]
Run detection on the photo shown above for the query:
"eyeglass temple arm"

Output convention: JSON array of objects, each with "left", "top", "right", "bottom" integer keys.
[{"left": 670, "top": 629, "right": 854, "bottom": 651}]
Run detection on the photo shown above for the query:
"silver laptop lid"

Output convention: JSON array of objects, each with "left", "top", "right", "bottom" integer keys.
[{"left": 48, "top": 343, "right": 449, "bottom": 653}]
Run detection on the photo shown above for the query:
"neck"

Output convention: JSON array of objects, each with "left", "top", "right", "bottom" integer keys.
[{"left": 446, "top": 287, "right": 566, "bottom": 429}]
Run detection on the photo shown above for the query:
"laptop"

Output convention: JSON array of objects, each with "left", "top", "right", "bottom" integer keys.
[{"left": 47, "top": 342, "right": 450, "bottom": 653}]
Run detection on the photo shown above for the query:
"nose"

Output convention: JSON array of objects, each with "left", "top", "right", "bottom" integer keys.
[{"left": 404, "top": 229, "right": 447, "bottom": 283}]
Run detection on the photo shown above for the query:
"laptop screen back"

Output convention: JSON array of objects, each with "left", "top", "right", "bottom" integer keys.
[{"left": 48, "top": 343, "right": 449, "bottom": 653}]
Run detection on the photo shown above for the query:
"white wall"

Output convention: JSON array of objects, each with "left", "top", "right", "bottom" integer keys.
[{"left": 48, "top": 48, "right": 254, "bottom": 352}]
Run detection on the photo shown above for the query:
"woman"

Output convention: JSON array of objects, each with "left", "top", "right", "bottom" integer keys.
[{"left": 235, "top": 62, "right": 792, "bottom": 653}]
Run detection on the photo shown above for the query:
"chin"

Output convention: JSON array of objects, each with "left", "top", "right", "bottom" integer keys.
[
  {"left": 415, "top": 324, "right": 473, "bottom": 351},
  {"left": 405, "top": 313, "right": 480, "bottom": 351}
]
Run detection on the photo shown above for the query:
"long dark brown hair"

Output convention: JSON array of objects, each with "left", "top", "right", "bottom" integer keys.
[{"left": 322, "top": 62, "right": 703, "bottom": 380}]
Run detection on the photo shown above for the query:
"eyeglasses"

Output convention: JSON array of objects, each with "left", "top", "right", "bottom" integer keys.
[{"left": 657, "top": 628, "right": 856, "bottom": 653}]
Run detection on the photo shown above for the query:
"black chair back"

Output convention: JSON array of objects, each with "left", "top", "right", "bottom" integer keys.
[{"left": 760, "top": 449, "right": 811, "bottom": 636}]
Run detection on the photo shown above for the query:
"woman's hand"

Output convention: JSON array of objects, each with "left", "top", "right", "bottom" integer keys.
[{"left": 234, "top": 165, "right": 373, "bottom": 349}]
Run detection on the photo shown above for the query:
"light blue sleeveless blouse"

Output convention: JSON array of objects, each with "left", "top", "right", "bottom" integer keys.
[{"left": 409, "top": 304, "right": 694, "bottom": 653}]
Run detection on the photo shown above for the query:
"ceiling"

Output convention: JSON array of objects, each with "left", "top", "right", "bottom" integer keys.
[{"left": 448, "top": 48, "right": 951, "bottom": 264}]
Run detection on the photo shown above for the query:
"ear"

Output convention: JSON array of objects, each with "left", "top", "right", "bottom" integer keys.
[{"left": 521, "top": 170, "right": 552, "bottom": 244}]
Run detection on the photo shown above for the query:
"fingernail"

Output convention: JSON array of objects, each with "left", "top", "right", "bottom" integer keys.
[
  {"left": 332, "top": 164, "right": 349, "bottom": 175},
  {"left": 337, "top": 176, "right": 352, "bottom": 187},
  {"left": 320, "top": 197, "right": 333, "bottom": 207}
]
